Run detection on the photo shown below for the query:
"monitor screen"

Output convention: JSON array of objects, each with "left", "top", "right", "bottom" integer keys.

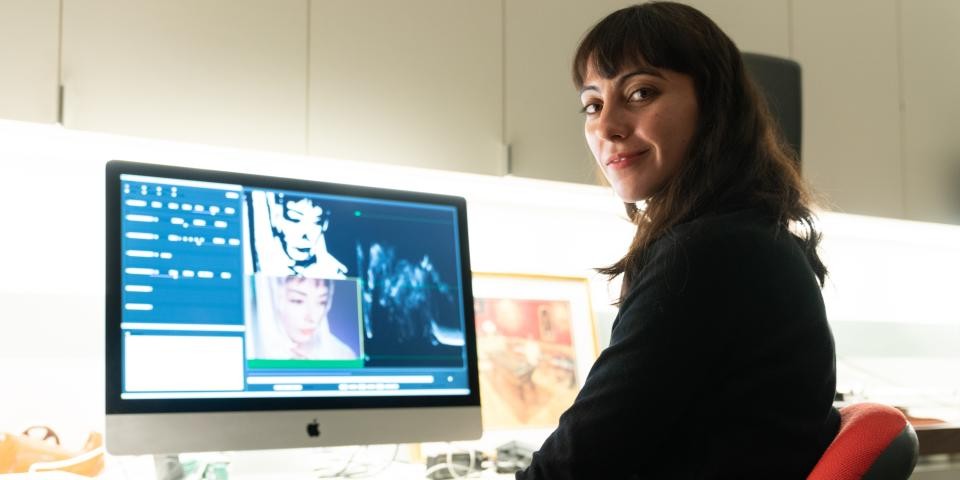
[{"left": 105, "top": 160, "right": 481, "bottom": 455}]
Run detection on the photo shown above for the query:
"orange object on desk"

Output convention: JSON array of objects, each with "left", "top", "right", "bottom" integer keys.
[{"left": 0, "top": 426, "right": 104, "bottom": 476}]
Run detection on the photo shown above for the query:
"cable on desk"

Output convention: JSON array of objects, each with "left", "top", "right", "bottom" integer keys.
[
  {"left": 313, "top": 444, "right": 400, "bottom": 479},
  {"left": 424, "top": 444, "right": 488, "bottom": 479},
  {"left": 27, "top": 446, "right": 106, "bottom": 475}
]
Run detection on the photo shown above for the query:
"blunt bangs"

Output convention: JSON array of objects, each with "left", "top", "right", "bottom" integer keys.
[{"left": 572, "top": 4, "right": 697, "bottom": 90}]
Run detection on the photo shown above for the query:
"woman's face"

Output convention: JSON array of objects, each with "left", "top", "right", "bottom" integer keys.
[
  {"left": 580, "top": 62, "right": 699, "bottom": 202},
  {"left": 279, "top": 198, "right": 324, "bottom": 262},
  {"left": 278, "top": 278, "right": 331, "bottom": 345}
]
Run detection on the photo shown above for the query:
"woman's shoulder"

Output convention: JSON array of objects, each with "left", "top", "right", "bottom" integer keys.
[
  {"left": 648, "top": 208, "right": 781, "bottom": 261},
  {"left": 644, "top": 207, "right": 814, "bottom": 285},
  {"left": 623, "top": 207, "right": 821, "bottom": 306},
  {"left": 671, "top": 207, "right": 778, "bottom": 243}
]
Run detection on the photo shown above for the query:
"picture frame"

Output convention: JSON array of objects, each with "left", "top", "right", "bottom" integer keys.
[{"left": 471, "top": 272, "right": 598, "bottom": 430}]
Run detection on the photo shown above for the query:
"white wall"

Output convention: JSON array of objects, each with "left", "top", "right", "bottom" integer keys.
[
  {"left": 818, "top": 213, "right": 960, "bottom": 422},
  {"left": 1, "top": 118, "right": 958, "bottom": 448}
]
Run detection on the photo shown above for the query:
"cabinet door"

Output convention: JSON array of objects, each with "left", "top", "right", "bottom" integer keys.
[
  {"left": 308, "top": 0, "right": 502, "bottom": 175},
  {"left": 793, "top": 0, "right": 903, "bottom": 219},
  {"left": 901, "top": 0, "right": 960, "bottom": 225},
  {"left": 504, "top": 0, "right": 614, "bottom": 185},
  {"left": 61, "top": 0, "right": 308, "bottom": 154},
  {"left": 685, "top": 0, "right": 790, "bottom": 57},
  {"left": 505, "top": 0, "right": 790, "bottom": 185},
  {"left": 0, "top": 0, "right": 60, "bottom": 124}
]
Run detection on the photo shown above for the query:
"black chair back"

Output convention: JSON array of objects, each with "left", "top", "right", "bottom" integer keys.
[{"left": 742, "top": 52, "right": 802, "bottom": 167}]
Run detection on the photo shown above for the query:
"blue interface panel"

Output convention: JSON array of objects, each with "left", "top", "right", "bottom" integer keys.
[{"left": 118, "top": 174, "right": 470, "bottom": 400}]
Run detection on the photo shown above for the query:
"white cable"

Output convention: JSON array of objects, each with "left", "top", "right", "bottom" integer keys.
[
  {"left": 28, "top": 446, "right": 106, "bottom": 474},
  {"left": 423, "top": 461, "right": 472, "bottom": 477},
  {"left": 312, "top": 444, "right": 400, "bottom": 479},
  {"left": 420, "top": 443, "right": 478, "bottom": 479},
  {"left": 344, "top": 444, "right": 399, "bottom": 478},
  {"left": 324, "top": 445, "right": 364, "bottom": 478},
  {"left": 449, "top": 447, "right": 475, "bottom": 479}
]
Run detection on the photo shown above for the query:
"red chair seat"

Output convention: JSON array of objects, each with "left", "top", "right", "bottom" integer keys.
[{"left": 808, "top": 402, "right": 918, "bottom": 480}]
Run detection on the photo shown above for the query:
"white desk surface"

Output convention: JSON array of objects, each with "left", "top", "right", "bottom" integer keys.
[
  {"left": 90, "top": 448, "right": 519, "bottom": 479},
  {"left": 1, "top": 469, "right": 515, "bottom": 480}
]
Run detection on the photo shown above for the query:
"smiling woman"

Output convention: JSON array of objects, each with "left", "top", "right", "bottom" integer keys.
[
  {"left": 579, "top": 65, "right": 698, "bottom": 203},
  {"left": 516, "top": 3, "right": 841, "bottom": 479}
]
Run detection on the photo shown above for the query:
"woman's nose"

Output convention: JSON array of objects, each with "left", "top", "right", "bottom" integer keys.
[{"left": 597, "top": 105, "right": 630, "bottom": 141}]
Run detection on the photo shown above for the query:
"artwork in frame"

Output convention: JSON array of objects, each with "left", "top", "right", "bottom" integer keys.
[{"left": 471, "top": 273, "right": 598, "bottom": 430}]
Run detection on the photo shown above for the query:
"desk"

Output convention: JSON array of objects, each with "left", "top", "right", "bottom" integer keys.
[
  {"left": 92, "top": 450, "right": 519, "bottom": 479},
  {"left": 222, "top": 465, "right": 515, "bottom": 480},
  {"left": 915, "top": 424, "right": 960, "bottom": 456}
]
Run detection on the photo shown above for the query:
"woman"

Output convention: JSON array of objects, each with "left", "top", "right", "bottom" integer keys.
[
  {"left": 255, "top": 276, "right": 358, "bottom": 360},
  {"left": 517, "top": 3, "right": 839, "bottom": 479}
]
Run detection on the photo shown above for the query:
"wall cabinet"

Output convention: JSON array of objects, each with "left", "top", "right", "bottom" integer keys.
[
  {"left": 900, "top": 0, "right": 960, "bottom": 225},
  {"left": 0, "top": 0, "right": 60, "bottom": 124},
  {"left": 307, "top": 0, "right": 503, "bottom": 175},
  {"left": 503, "top": 0, "right": 613, "bottom": 185},
  {"left": 688, "top": 0, "right": 791, "bottom": 57},
  {"left": 60, "top": 0, "right": 309, "bottom": 154},
  {"left": 794, "top": 0, "right": 960, "bottom": 225},
  {"left": 2, "top": 0, "right": 956, "bottom": 224},
  {"left": 793, "top": 0, "right": 904, "bottom": 219}
]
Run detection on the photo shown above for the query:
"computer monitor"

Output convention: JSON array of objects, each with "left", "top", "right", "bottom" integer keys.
[{"left": 105, "top": 160, "right": 481, "bottom": 455}]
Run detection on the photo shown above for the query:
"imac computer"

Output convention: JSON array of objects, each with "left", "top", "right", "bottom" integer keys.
[{"left": 105, "top": 160, "right": 481, "bottom": 455}]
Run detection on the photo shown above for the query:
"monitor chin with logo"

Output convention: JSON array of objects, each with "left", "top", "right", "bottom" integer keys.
[
  {"left": 104, "top": 160, "right": 481, "bottom": 454},
  {"left": 306, "top": 419, "right": 320, "bottom": 438}
]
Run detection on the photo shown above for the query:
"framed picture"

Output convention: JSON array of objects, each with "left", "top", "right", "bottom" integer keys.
[{"left": 471, "top": 272, "right": 598, "bottom": 430}]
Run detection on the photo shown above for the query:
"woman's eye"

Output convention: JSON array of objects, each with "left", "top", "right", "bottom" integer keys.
[
  {"left": 580, "top": 103, "right": 601, "bottom": 115},
  {"left": 629, "top": 87, "right": 655, "bottom": 102}
]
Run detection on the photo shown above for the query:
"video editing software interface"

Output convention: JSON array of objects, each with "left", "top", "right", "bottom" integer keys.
[{"left": 118, "top": 173, "right": 471, "bottom": 400}]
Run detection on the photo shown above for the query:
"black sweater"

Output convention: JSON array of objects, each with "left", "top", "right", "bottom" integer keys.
[{"left": 517, "top": 208, "right": 840, "bottom": 479}]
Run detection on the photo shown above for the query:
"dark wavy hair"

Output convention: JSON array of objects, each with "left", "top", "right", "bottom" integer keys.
[{"left": 573, "top": 2, "right": 826, "bottom": 300}]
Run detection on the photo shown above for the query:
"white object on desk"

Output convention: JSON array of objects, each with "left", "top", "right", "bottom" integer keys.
[{"left": 0, "top": 473, "right": 90, "bottom": 480}]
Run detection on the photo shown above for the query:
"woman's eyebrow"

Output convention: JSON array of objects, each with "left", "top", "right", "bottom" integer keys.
[
  {"left": 579, "top": 85, "right": 600, "bottom": 95},
  {"left": 580, "top": 67, "right": 666, "bottom": 95},
  {"left": 618, "top": 67, "right": 666, "bottom": 82}
]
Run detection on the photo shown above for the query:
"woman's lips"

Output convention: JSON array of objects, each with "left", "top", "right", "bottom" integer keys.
[{"left": 606, "top": 149, "right": 650, "bottom": 169}]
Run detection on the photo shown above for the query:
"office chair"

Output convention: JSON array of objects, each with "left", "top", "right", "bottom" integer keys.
[
  {"left": 807, "top": 402, "right": 919, "bottom": 480},
  {"left": 741, "top": 52, "right": 802, "bottom": 165}
]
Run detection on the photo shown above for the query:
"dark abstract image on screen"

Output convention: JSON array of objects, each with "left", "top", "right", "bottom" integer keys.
[{"left": 357, "top": 242, "right": 464, "bottom": 367}]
